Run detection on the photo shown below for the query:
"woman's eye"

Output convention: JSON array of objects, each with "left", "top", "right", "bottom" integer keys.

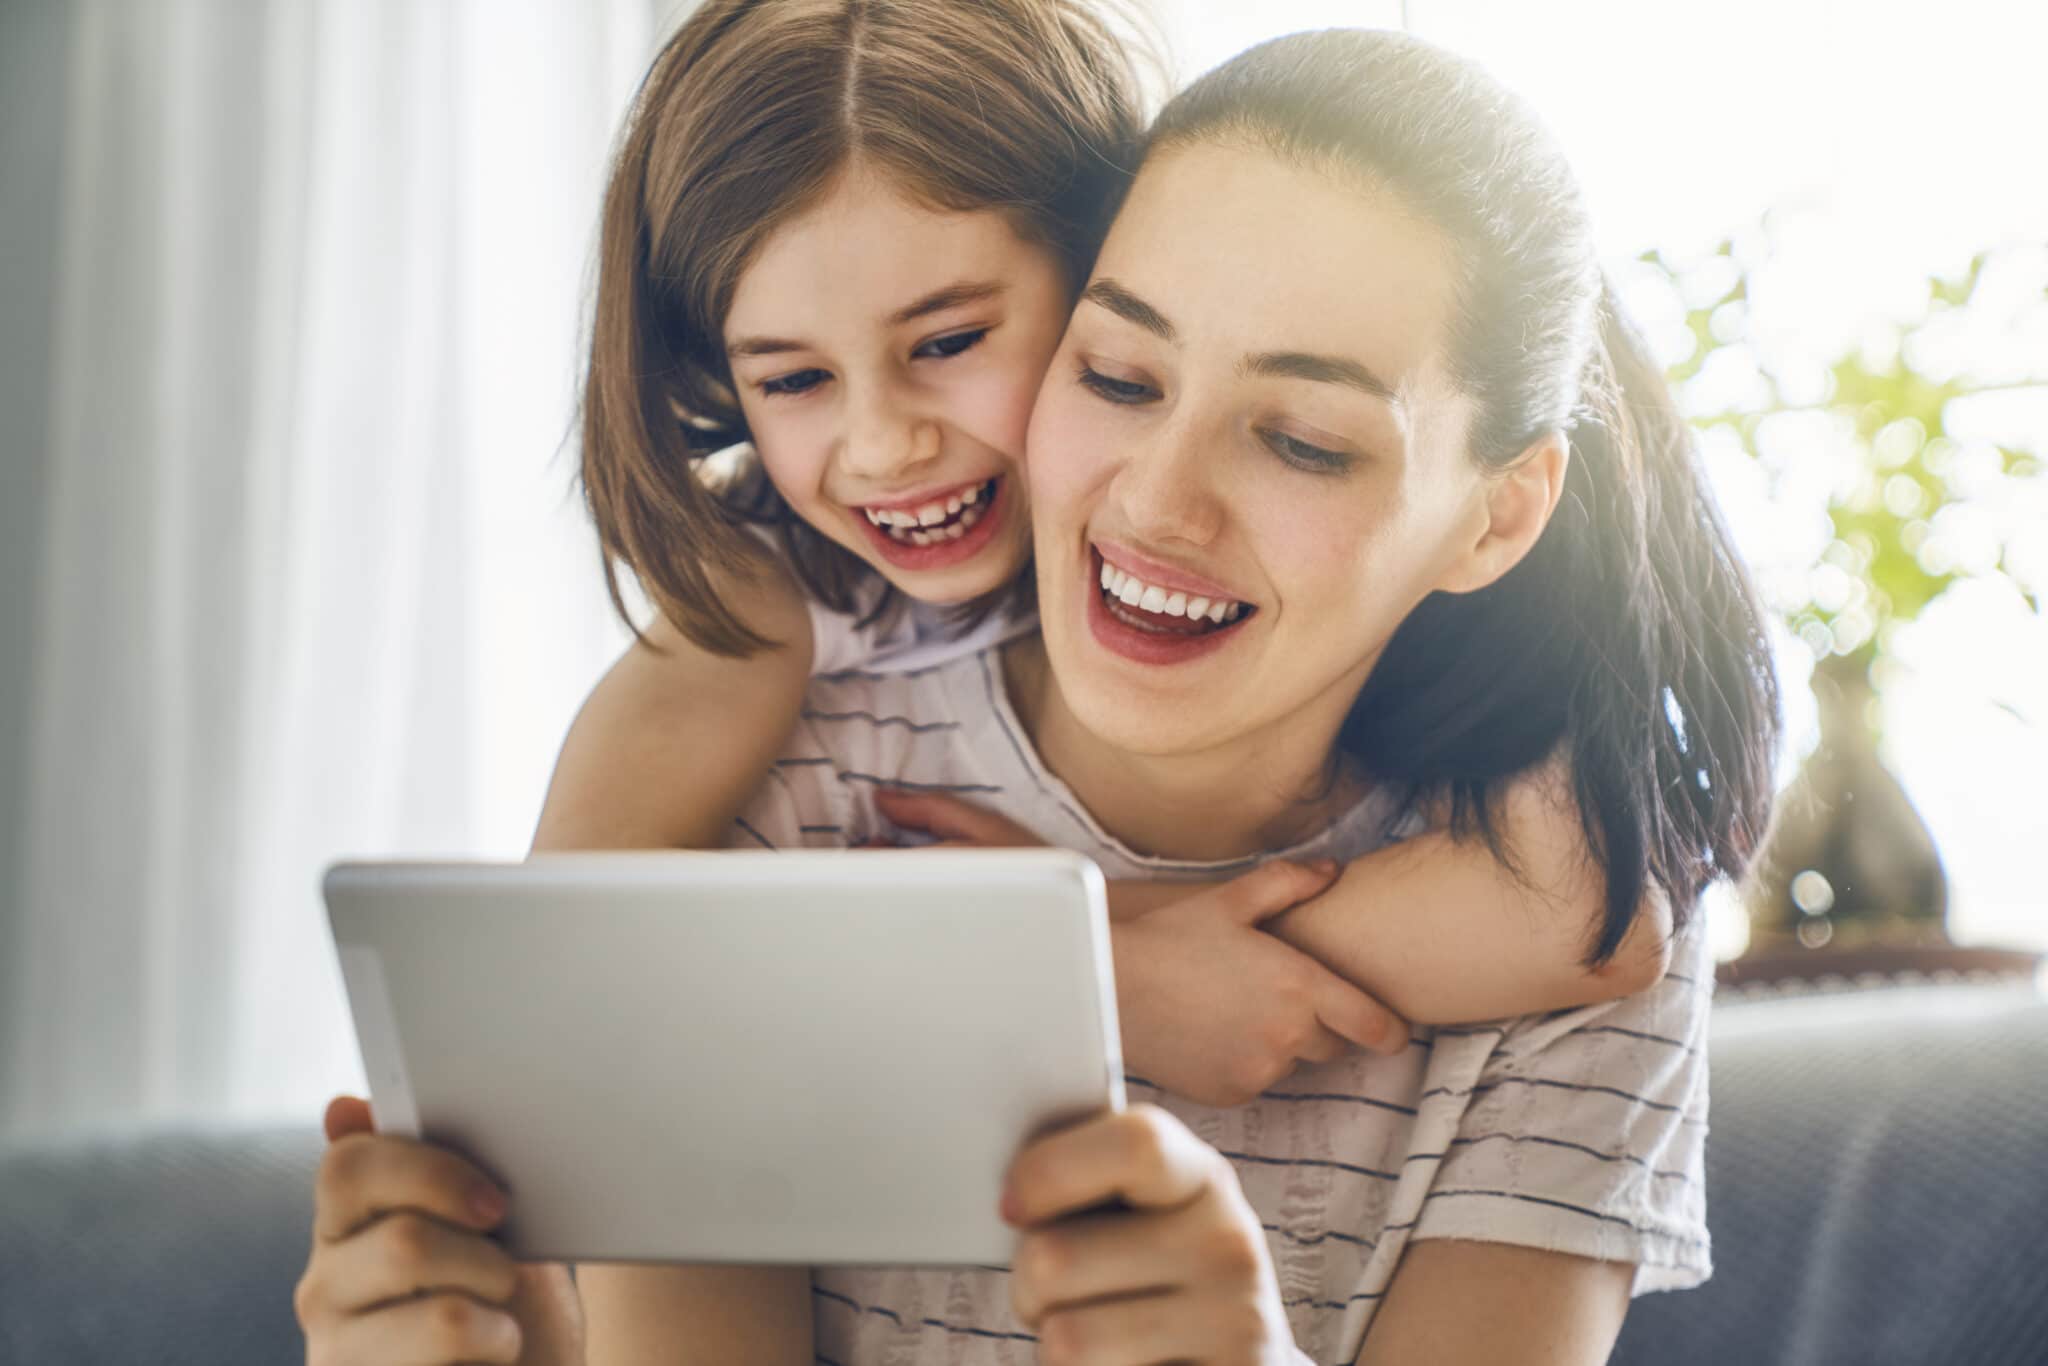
[
  {"left": 1077, "top": 364, "right": 1158, "bottom": 405},
  {"left": 913, "top": 328, "right": 989, "bottom": 360},
  {"left": 760, "top": 368, "right": 829, "bottom": 398},
  {"left": 1260, "top": 428, "right": 1353, "bottom": 473}
]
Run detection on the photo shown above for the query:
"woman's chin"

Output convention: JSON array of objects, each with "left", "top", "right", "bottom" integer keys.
[{"left": 1041, "top": 610, "right": 1243, "bottom": 759}]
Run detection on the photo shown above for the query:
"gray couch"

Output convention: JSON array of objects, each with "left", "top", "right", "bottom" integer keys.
[{"left": 5, "top": 984, "right": 2045, "bottom": 1365}]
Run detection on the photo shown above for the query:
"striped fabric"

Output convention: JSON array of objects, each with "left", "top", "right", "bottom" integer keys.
[{"left": 732, "top": 650, "right": 1713, "bottom": 1365}]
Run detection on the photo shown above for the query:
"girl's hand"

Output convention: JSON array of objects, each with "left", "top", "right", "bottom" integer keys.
[
  {"left": 295, "top": 1096, "right": 585, "bottom": 1366},
  {"left": 875, "top": 790, "right": 1409, "bottom": 1106},
  {"left": 1115, "top": 862, "right": 1409, "bottom": 1107},
  {"left": 1005, "top": 1105, "right": 1309, "bottom": 1366},
  {"left": 872, "top": 788, "right": 1048, "bottom": 849}
]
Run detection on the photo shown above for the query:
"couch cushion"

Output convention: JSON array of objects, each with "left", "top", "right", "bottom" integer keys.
[
  {"left": 1611, "top": 984, "right": 2048, "bottom": 1366},
  {"left": 0, "top": 1125, "right": 322, "bottom": 1365}
]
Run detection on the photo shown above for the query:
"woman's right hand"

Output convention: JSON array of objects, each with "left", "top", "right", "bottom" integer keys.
[
  {"left": 296, "top": 1096, "right": 585, "bottom": 1366},
  {"left": 1112, "top": 861, "right": 1410, "bottom": 1109}
]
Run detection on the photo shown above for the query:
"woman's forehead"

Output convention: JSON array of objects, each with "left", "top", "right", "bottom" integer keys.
[{"left": 1092, "top": 141, "right": 1460, "bottom": 394}]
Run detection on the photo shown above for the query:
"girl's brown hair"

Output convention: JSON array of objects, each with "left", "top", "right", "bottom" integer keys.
[{"left": 581, "top": 0, "right": 1149, "bottom": 655}]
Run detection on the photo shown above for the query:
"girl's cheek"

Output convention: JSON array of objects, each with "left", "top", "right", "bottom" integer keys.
[{"left": 953, "top": 364, "right": 1044, "bottom": 463}]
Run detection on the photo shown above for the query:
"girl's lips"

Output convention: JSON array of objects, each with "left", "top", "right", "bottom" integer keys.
[
  {"left": 1083, "top": 546, "right": 1253, "bottom": 667},
  {"left": 852, "top": 475, "right": 1009, "bottom": 572}
]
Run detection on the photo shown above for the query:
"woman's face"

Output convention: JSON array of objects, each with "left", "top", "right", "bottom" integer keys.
[
  {"left": 1027, "top": 140, "right": 1497, "bottom": 759},
  {"left": 724, "top": 168, "right": 1069, "bottom": 603}
]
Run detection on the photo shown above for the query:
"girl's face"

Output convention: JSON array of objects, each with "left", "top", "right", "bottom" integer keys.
[
  {"left": 724, "top": 168, "right": 1070, "bottom": 603},
  {"left": 1027, "top": 141, "right": 1500, "bottom": 759}
]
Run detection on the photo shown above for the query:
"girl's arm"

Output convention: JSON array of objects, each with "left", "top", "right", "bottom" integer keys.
[
  {"left": 889, "top": 748, "right": 1671, "bottom": 1030},
  {"left": 531, "top": 545, "right": 814, "bottom": 853},
  {"left": 532, "top": 546, "right": 818, "bottom": 1365},
  {"left": 1262, "top": 749, "right": 1675, "bottom": 1026}
]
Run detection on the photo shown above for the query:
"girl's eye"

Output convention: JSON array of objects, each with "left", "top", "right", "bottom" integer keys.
[
  {"left": 760, "top": 368, "right": 829, "bottom": 398},
  {"left": 913, "top": 328, "right": 990, "bottom": 360},
  {"left": 1259, "top": 428, "right": 1354, "bottom": 474},
  {"left": 1077, "top": 364, "right": 1158, "bottom": 405}
]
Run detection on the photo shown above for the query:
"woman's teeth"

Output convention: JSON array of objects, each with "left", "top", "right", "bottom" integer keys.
[
  {"left": 1098, "top": 560, "right": 1244, "bottom": 625},
  {"left": 863, "top": 480, "right": 993, "bottom": 546}
]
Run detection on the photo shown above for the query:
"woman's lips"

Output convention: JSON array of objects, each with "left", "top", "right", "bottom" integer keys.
[{"left": 1083, "top": 546, "right": 1254, "bottom": 667}]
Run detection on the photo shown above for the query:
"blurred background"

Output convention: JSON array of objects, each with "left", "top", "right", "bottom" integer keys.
[{"left": 1, "top": 0, "right": 2042, "bottom": 1144}]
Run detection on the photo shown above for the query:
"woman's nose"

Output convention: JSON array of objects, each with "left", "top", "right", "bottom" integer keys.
[{"left": 1109, "top": 422, "right": 1225, "bottom": 548}]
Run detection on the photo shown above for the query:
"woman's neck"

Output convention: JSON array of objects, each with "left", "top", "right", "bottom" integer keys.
[{"left": 1000, "top": 636, "right": 1364, "bottom": 863}]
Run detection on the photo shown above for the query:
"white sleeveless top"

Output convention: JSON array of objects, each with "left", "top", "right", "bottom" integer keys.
[{"left": 730, "top": 649, "right": 1715, "bottom": 1365}]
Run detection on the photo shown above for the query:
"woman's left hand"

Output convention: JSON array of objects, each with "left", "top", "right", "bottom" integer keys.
[{"left": 1003, "top": 1105, "right": 1307, "bottom": 1366}]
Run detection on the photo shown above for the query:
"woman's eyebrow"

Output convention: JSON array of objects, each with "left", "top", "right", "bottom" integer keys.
[
  {"left": 1243, "top": 350, "right": 1399, "bottom": 406},
  {"left": 1081, "top": 278, "right": 1177, "bottom": 342}
]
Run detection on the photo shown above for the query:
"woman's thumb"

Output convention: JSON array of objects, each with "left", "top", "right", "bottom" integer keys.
[{"left": 323, "top": 1094, "right": 375, "bottom": 1143}]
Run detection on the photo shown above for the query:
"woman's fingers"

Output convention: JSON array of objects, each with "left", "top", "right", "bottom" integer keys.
[
  {"left": 314, "top": 1132, "right": 509, "bottom": 1244},
  {"left": 314, "top": 1208, "right": 523, "bottom": 1315},
  {"left": 1009, "top": 1198, "right": 1220, "bottom": 1327},
  {"left": 325, "top": 1094, "right": 375, "bottom": 1143},
  {"left": 1003, "top": 1106, "right": 1219, "bottom": 1228},
  {"left": 314, "top": 1289, "right": 524, "bottom": 1366},
  {"left": 872, "top": 789, "right": 1045, "bottom": 847},
  {"left": 1033, "top": 1285, "right": 1266, "bottom": 1366}
]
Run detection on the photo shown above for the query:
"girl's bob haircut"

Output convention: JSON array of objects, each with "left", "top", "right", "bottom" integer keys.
[{"left": 581, "top": 0, "right": 1149, "bottom": 655}]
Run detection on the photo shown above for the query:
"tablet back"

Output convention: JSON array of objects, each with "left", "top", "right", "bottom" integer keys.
[{"left": 322, "top": 849, "right": 1122, "bottom": 1267}]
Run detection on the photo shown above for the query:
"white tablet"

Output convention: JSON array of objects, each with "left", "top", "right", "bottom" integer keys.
[{"left": 322, "top": 849, "right": 1123, "bottom": 1267}]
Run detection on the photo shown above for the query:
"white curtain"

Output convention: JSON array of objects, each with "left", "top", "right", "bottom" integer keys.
[{"left": 3, "top": 0, "right": 665, "bottom": 1141}]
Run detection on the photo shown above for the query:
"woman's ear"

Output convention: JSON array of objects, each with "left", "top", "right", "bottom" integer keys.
[{"left": 1435, "top": 432, "right": 1569, "bottom": 596}]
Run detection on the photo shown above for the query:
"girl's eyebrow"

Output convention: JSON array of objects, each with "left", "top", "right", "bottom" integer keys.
[
  {"left": 889, "top": 279, "right": 1006, "bottom": 325},
  {"left": 728, "top": 279, "right": 1008, "bottom": 360}
]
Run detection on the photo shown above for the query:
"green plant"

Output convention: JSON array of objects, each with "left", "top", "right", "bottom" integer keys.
[{"left": 1634, "top": 235, "right": 2045, "bottom": 676}]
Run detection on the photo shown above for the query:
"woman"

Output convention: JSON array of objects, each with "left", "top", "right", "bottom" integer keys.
[{"left": 302, "top": 28, "right": 1776, "bottom": 1365}]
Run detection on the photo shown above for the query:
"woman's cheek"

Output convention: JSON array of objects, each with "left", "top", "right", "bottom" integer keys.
[{"left": 1022, "top": 388, "right": 1110, "bottom": 530}]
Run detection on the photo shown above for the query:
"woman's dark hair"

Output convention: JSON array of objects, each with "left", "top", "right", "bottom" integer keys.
[
  {"left": 583, "top": 0, "right": 1148, "bottom": 655},
  {"left": 1149, "top": 30, "right": 1780, "bottom": 963}
]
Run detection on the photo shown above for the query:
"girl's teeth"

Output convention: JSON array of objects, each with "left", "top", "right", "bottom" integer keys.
[
  {"left": 1139, "top": 585, "right": 1168, "bottom": 613},
  {"left": 1117, "top": 577, "right": 1145, "bottom": 607},
  {"left": 962, "top": 484, "right": 982, "bottom": 505},
  {"left": 917, "top": 504, "right": 946, "bottom": 527},
  {"left": 1208, "top": 600, "right": 1229, "bottom": 623},
  {"left": 1187, "top": 596, "right": 1210, "bottom": 619},
  {"left": 1164, "top": 592, "right": 1187, "bottom": 617},
  {"left": 945, "top": 495, "right": 963, "bottom": 515}
]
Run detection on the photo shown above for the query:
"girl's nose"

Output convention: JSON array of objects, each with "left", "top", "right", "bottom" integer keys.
[{"left": 840, "top": 395, "right": 943, "bottom": 484}]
